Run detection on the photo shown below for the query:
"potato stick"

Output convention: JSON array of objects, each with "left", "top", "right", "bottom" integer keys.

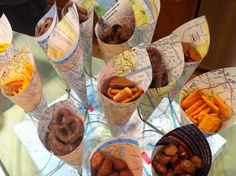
[
  {"left": 107, "top": 88, "right": 115, "bottom": 98},
  {"left": 201, "top": 95, "right": 219, "bottom": 113},
  {"left": 10, "top": 81, "right": 23, "bottom": 88},
  {"left": 181, "top": 91, "right": 201, "bottom": 109},
  {"left": 190, "top": 104, "right": 208, "bottom": 117},
  {"left": 197, "top": 115, "right": 204, "bottom": 123},
  {"left": 185, "top": 99, "right": 203, "bottom": 114},
  {"left": 1, "top": 77, "right": 24, "bottom": 86},
  {"left": 187, "top": 115, "right": 198, "bottom": 125},
  {"left": 213, "top": 95, "right": 230, "bottom": 120},
  {"left": 131, "top": 87, "right": 139, "bottom": 93}
]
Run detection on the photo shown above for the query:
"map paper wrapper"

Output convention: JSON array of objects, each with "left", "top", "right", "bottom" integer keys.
[
  {"left": 35, "top": 3, "right": 58, "bottom": 50},
  {"left": 97, "top": 48, "right": 152, "bottom": 125},
  {"left": 89, "top": 137, "right": 142, "bottom": 176},
  {"left": 62, "top": 0, "right": 94, "bottom": 76},
  {"left": 140, "top": 34, "right": 185, "bottom": 119},
  {"left": 0, "top": 44, "right": 47, "bottom": 119},
  {"left": 38, "top": 99, "right": 85, "bottom": 166},
  {"left": 151, "top": 124, "right": 212, "bottom": 176},
  {"left": 169, "top": 16, "right": 210, "bottom": 99},
  {"left": 179, "top": 67, "right": 236, "bottom": 136},
  {"left": 0, "top": 14, "right": 16, "bottom": 71},
  {"left": 95, "top": 0, "right": 160, "bottom": 62},
  {"left": 48, "top": 4, "right": 88, "bottom": 105}
]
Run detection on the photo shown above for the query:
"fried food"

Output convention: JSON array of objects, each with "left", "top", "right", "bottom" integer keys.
[
  {"left": 164, "top": 144, "right": 178, "bottom": 156},
  {"left": 91, "top": 151, "right": 133, "bottom": 176},
  {"left": 152, "top": 143, "right": 203, "bottom": 176},
  {"left": 97, "top": 158, "right": 113, "bottom": 176},
  {"left": 180, "top": 91, "right": 231, "bottom": 133},
  {"left": 1, "top": 61, "right": 34, "bottom": 96},
  {"left": 182, "top": 42, "right": 201, "bottom": 62},
  {"left": 0, "top": 43, "right": 9, "bottom": 54},
  {"left": 102, "top": 76, "right": 144, "bottom": 103}
]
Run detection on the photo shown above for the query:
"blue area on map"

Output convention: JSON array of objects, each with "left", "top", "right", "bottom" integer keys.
[{"left": 96, "top": 0, "right": 117, "bottom": 10}]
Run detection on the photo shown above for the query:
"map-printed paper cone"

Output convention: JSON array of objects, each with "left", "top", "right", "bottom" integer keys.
[
  {"left": 140, "top": 34, "right": 184, "bottom": 119},
  {"left": 48, "top": 4, "right": 88, "bottom": 105},
  {"left": 62, "top": 0, "right": 94, "bottom": 76},
  {"left": 0, "top": 45, "right": 47, "bottom": 119},
  {"left": 97, "top": 48, "right": 152, "bottom": 125},
  {"left": 151, "top": 124, "right": 212, "bottom": 176},
  {"left": 0, "top": 14, "right": 16, "bottom": 71},
  {"left": 179, "top": 67, "right": 236, "bottom": 136},
  {"left": 38, "top": 99, "right": 85, "bottom": 166},
  {"left": 169, "top": 16, "right": 210, "bottom": 99},
  {"left": 95, "top": 0, "right": 160, "bottom": 62},
  {"left": 35, "top": 3, "right": 58, "bottom": 50},
  {"left": 90, "top": 137, "right": 142, "bottom": 175}
]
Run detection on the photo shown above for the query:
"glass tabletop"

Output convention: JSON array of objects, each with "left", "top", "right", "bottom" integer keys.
[{"left": 0, "top": 32, "right": 236, "bottom": 176}]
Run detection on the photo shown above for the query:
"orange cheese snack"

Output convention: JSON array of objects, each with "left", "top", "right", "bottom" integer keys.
[
  {"left": 201, "top": 95, "right": 219, "bottom": 113},
  {"left": 213, "top": 95, "right": 230, "bottom": 120},
  {"left": 181, "top": 91, "right": 201, "bottom": 109},
  {"left": 198, "top": 114, "right": 222, "bottom": 132}
]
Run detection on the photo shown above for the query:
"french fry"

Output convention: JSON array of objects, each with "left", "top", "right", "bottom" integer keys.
[
  {"left": 193, "top": 108, "right": 211, "bottom": 119},
  {"left": 198, "top": 114, "right": 221, "bottom": 132},
  {"left": 185, "top": 99, "right": 203, "bottom": 114},
  {"left": 190, "top": 104, "right": 208, "bottom": 117},
  {"left": 201, "top": 95, "right": 220, "bottom": 113},
  {"left": 110, "top": 89, "right": 120, "bottom": 94},
  {"left": 187, "top": 114, "right": 198, "bottom": 125},
  {"left": 181, "top": 90, "right": 201, "bottom": 109},
  {"left": 213, "top": 95, "right": 230, "bottom": 120}
]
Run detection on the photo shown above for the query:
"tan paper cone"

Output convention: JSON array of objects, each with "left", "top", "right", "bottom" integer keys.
[
  {"left": 179, "top": 67, "right": 236, "bottom": 136},
  {"left": 140, "top": 34, "right": 185, "bottom": 118},
  {"left": 38, "top": 99, "right": 85, "bottom": 166},
  {"left": 95, "top": 0, "right": 160, "bottom": 62},
  {"left": 0, "top": 14, "right": 16, "bottom": 71},
  {"left": 48, "top": 3, "right": 88, "bottom": 105},
  {"left": 97, "top": 47, "right": 152, "bottom": 125},
  {"left": 90, "top": 137, "right": 142, "bottom": 175},
  {"left": 169, "top": 16, "right": 210, "bottom": 99},
  {"left": 0, "top": 44, "right": 47, "bottom": 119},
  {"left": 62, "top": 0, "right": 94, "bottom": 76}
]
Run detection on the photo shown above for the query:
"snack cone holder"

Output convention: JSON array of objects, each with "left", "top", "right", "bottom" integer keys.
[
  {"left": 0, "top": 14, "right": 17, "bottom": 71},
  {"left": 179, "top": 67, "right": 236, "bottom": 136},
  {"left": 0, "top": 44, "right": 47, "bottom": 120},
  {"left": 38, "top": 99, "right": 85, "bottom": 169},
  {"left": 95, "top": 0, "right": 160, "bottom": 62},
  {"left": 62, "top": 0, "right": 94, "bottom": 76},
  {"left": 169, "top": 16, "right": 210, "bottom": 99},
  {"left": 47, "top": 3, "right": 88, "bottom": 106},
  {"left": 88, "top": 137, "right": 142, "bottom": 176},
  {"left": 139, "top": 34, "right": 185, "bottom": 119},
  {"left": 151, "top": 124, "right": 212, "bottom": 176},
  {"left": 34, "top": 2, "right": 58, "bottom": 50},
  {"left": 97, "top": 47, "right": 152, "bottom": 126}
]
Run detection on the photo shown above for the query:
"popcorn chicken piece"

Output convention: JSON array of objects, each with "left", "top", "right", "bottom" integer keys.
[
  {"left": 180, "top": 160, "right": 196, "bottom": 174},
  {"left": 164, "top": 144, "right": 178, "bottom": 156},
  {"left": 190, "top": 155, "right": 203, "bottom": 169}
]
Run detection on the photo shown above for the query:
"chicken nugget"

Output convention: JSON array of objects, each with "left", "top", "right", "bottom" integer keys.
[
  {"left": 190, "top": 155, "right": 203, "bottom": 169},
  {"left": 97, "top": 158, "right": 113, "bottom": 176},
  {"left": 152, "top": 160, "right": 167, "bottom": 175},
  {"left": 112, "top": 158, "right": 128, "bottom": 171},
  {"left": 164, "top": 144, "right": 178, "bottom": 156},
  {"left": 119, "top": 170, "right": 133, "bottom": 176},
  {"left": 158, "top": 154, "right": 171, "bottom": 165},
  {"left": 110, "top": 172, "right": 119, "bottom": 176},
  {"left": 173, "top": 164, "right": 184, "bottom": 174},
  {"left": 180, "top": 160, "right": 196, "bottom": 174},
  {"left": 91, "top": 152, "right": 104, "bottom": 171},
  {"left": 170, "top": 154, "right": 179, "bottom": 166}
]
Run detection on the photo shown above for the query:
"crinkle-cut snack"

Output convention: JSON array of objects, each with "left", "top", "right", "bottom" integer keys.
[{"left": 179, "top": 67, "right": 236, "bottom": 136}]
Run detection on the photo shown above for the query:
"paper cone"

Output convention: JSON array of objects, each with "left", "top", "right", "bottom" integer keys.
[
  {"left": 0, "top": 44, "right": 47, "bottom": 119},
  {"left": 34, "top": 3, "right": 58, "bottom": 50},
  {"left": 0, "top": 14, "right": 17, "bottom": 71},
  {"left": 169, "top": 16, "right": 210, "bottom": 99},
  {"left": 140, "top": 34, "right": 185, "bottom": 119},
  {"left": 97, "top": 47, "right": 152, "bottom": 125},
  {"left": 95, "top": 0, "right": 160, "bottom": 62},
  {"left": 38, "top": 99, "right": 85, "bottom": 166},
  {"left": 89, "top": 137, "right": 142, "bottom": 176},
  {"left": 47, "top": 3, "right": 88, "bottom": 105},
  {"left": 151, "top": 124, "right": 212, "bottom": 176},
  {"left": 62, "top": 0, "right": 94, "bottom": 76},
  {"left": 179, "top": 67, "right": 236, "bottom": 136}
]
